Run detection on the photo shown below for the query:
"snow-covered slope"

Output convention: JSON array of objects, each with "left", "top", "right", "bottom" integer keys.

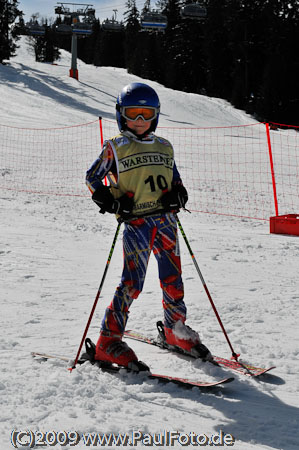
[
  {"left": 0, "top": 37, "right": 298, "bottom": 450},
  {"left": 0, "top": 37, "right": 254, "bottom": 128}
]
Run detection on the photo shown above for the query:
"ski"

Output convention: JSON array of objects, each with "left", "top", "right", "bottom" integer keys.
[
  {"left": 124, "top": 326, "right": 276, "bottom": 377},
  {"left": 31, "top": 351, "right": 234, "bottom": 389}
]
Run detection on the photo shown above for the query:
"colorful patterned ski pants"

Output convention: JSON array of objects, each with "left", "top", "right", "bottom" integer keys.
[{"left": 101, "top": 213, "right": 186, "bottom": 334}]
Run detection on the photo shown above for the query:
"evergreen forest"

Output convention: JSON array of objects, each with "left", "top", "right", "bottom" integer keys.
[{"left": 1, "top": 0, "right": 299, "bottom": 125}]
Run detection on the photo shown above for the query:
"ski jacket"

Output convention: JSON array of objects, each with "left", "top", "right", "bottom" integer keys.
[{"left": 86, "top": 131, "right": 182, "bottom": 217}]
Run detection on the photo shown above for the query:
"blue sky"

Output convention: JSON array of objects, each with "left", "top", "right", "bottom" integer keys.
[{"left": 19, "top": 0, "right": 148, "bottom": 23}]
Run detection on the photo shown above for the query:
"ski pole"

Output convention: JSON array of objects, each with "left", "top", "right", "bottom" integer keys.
[
  {"left": 70, "top": 220, "right": 122, "bottom": 370},
  {"left": 175, "top": 213, "right": 240, "bottom": 361}
]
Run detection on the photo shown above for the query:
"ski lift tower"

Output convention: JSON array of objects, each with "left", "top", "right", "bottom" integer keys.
[{"left": 54, "top": 2, "right": 95, "bottom": 80}]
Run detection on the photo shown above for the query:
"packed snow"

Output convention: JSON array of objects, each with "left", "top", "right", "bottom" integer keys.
[{"left": 0, "top": 37, "right": 298, "bottom": 450}]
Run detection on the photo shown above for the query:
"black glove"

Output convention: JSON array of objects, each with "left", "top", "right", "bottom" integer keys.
[
  {"left": 92, "top": 186, "right": 134, "bottom": 219},
  {"left": 161, "top": 184, "right": 188, "bottom": 212},
  {"left": 111, "top": 192, "right": 134, "bottom": 219}
]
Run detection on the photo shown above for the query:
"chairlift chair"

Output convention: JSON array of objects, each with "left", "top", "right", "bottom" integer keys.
[
  {"left": 180, "top": 3, "right": 207, "bottom": 20},
  {"left": 140, "top": 12, "right": 167, "bottom": 31},
  {"left": 27, "top": 24, "right": 46, "bottom": 36},
  {"left": 72, "top": 22, "right": 93, "bottom": 35},
  {"left": 102, "top": 19, "right": 124, "bottom": 32},
  {"left": 55, "top": 23, "right": 72, "bottom": 35}
]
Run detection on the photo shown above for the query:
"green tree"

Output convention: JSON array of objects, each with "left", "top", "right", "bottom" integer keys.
[
  {"left": 159, "top": 0, "right": 182, "bottom": 88},
  {"left": 254, "top": 0, "right": 299, "bottom": 123},
  {"left": 77, "top": 20, "right": 100, "bottom": 65},
  {"left": 33, "top": 25, "right": 60, "bottom": 63},
  {"left": 124, "top": 0, "right": 141, "bottom": 73},
  {"left": 94, "top": 24, "right": 125, "bottom": 68},
  {"left": 0, "top": 0, "right": 23, "bottom": 63}
]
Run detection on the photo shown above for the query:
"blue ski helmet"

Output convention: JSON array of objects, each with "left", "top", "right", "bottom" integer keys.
[{"left": 116, "top": 82, "right": 160, "bottom": 133}]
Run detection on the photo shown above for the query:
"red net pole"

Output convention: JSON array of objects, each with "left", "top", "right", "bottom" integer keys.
[
  {"left": 98, "top": 116, "right": 108, "bottom": 186},
  {"left": 99, "top": 116, "right": 104, "bottom": 147},
  {"left": 265, "top": 123, "right": 279, "bottom": 216}
]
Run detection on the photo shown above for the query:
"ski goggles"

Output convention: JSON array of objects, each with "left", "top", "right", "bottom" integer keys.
[{"left": 121, "top": 106, "right": 159, "bottom": 122}]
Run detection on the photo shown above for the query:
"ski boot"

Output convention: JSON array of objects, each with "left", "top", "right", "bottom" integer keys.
[
  {"left": 90, "top": 332, "right": 149, "bottom": 372},
  {"left": 157, "top": 320, "right": 213, "bottom": 361},
  {"left": 78, "top": 333, "right": 150, "bottom": 373}
]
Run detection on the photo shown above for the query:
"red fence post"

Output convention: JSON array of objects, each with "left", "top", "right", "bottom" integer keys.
[
  {"left": 265, "top": 123, "right": 279, "bottom": 216},
  {"left": 98, "top": 116, "right": 107, "bottom": 186},
  {"left": 98, "top": 116, "right": 104, "bottom": 147}
]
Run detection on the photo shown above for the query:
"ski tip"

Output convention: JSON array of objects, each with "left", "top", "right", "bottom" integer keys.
[{"left": 221, "top": 377, "right": 235, "bottom": 384}]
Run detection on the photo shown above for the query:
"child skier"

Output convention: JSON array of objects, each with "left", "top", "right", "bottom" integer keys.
[{"left": 86, "top": 82, "right": 211, "bottom": 370}]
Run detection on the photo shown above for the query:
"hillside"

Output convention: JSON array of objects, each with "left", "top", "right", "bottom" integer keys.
[{"left": 0, "top": 37, "right": 298, "bottom": 450}]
